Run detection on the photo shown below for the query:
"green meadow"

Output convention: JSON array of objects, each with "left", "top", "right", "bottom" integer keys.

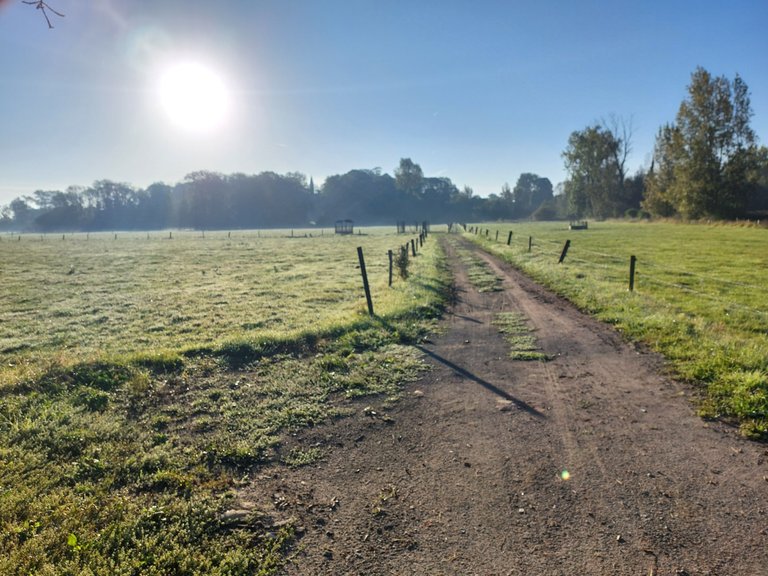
[
  {"left": 0, "top": 227, "right": 449, "bottom": 575},
  {"left": 1, "top": 228, "right": 443, "bottom": 367},
  {"left": 1, "top": 221, "right": 766, "bottom": 573},
  {"left": 466, "top": 221, "right": 768, "bottom": 438}
]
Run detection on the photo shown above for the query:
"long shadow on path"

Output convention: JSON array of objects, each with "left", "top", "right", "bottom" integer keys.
[{"left": 415, "top": 345, "right": 545, "bottom": 419}]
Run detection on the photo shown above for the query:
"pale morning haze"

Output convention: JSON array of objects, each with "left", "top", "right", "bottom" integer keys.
[{"left": 1, "top": 0, "right": 766, "bottom": 205}]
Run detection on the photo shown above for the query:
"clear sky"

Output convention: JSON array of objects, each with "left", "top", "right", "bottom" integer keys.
[{"left": 1, "top": 0, "right": 766, "bottom": 205}]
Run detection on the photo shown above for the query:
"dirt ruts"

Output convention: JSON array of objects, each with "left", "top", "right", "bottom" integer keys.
[{"left": 249, "top": 235, "right": 767, "bottom": 575}]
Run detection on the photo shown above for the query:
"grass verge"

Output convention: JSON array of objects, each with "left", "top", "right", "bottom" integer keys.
[{"left": 465, "top": 221, "right": 768, "bottom": 438}]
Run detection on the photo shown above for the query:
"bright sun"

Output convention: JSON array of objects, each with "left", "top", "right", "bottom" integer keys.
[{"left": 157, "top": 61, "right": 232, "bottom": 133}]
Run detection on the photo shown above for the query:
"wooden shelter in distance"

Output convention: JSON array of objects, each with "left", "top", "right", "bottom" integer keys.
[
  {"left": 335, "top": 219, "right": 354, "bottom": 235},
  {"left": 569, "top": 220, "right": 588, "bottom": 230}
]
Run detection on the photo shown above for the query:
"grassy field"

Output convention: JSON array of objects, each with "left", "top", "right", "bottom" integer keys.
[
  {"left": 1, "top": 228, "right": 443, "bottom": 367},
  {"left": 0, "top": 227, "right": 450, "bottom": 575},
  {"left": 465, "top": 221, "right": 768, "bottom": 438}
]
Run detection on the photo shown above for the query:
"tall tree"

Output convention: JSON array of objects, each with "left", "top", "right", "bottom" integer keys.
[
  {"left": 602, "top": 115, "right": 634, "bottom": 211},
  {"left": 394, "top": 158, "right": 424, "bottom": 196},
  {"left": 562, "top": 126, "right": 623, "bottom": 218},
  {"left": 422, "top": 177, "right": 461, "bottom": 221},
  {"left": 747, "top": 146, "right": 768, "bottom": 213},
  {"left": 318, "top": 169, "right": 399, "bottom": 224},
  {"left": 512, "top": 173, "right": 554, "bottom": 218},
  {"left": 178, "top": 171, "right": 230, "bottom": 229},
  {"left": 643, "top": 124, "right": 683, "bottom": 217},
  {"left": 644, "top": 67, "right": 758, "bottom": 219}
]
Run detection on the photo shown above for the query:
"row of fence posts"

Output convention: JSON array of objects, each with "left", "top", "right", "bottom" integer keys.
[
  {"left": 466, "top": 226, "right": 638, "bottom": 292},
  {"left": 356, "top": 228, "right": 429, "bottom": 316},
  {"left": 1, "top": 230, "right": 317, "bottom": 241}
]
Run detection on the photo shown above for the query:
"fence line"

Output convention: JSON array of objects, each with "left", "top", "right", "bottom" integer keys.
[
  {"left": 468, "top": 228, "right": 767, "bottom": 321},
  {"left": 357, "top": 227, "right": 430, "bottom": 316}
]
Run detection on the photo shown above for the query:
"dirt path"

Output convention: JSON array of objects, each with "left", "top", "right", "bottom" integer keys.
[{"left": 257, "top": 236, "right": 767, "bottom": 575}]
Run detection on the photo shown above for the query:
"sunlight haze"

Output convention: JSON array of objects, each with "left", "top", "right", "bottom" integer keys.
[{"left": 1, "top": 0, "right": 766, "bottom": 203}]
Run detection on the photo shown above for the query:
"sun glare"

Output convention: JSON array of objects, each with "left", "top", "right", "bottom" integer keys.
[{"left": 157, "top": 61, "right": 231, "bottom": 133}]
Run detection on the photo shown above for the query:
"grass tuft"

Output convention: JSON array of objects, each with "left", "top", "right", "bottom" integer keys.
[{"left": 492, "top": 312, "right": 551, "bottom": 361}]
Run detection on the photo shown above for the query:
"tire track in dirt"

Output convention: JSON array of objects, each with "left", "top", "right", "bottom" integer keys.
[{"left": 271, "top": 234, "right": 767, "bottom": 575}]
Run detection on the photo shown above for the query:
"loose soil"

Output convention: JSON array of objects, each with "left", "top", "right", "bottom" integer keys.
[{"left": 244, "top": 236, "right": 768, "bottom": 575}]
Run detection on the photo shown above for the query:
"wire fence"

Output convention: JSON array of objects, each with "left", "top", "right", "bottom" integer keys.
[{"left": 469, "top": 226, "right": 768, "bottom": 325}]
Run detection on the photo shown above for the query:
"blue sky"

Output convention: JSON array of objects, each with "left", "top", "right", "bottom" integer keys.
[{"left": 1, "top": 0, "right": 766, "bottom": 205}]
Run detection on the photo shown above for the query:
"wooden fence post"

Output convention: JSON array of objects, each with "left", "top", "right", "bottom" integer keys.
[
  {"left": 507, "top": 231, "right": 513, "bottom": 245},
  {"left": 558, "top": 239, "right": 571, "bottom": 263},
  {"left": 528, "top": 236, "right": 533, "bottom": 252},
  {"left": 357, "top": 247, "right": 374, "bottom": 316},
  {"left": 495, "top": 230, "right": 499, "bottom": 241},
  {"left": 629, "top": 255, "right": 637, "bottom": 292},
  {"left": 411, "top": 238, "right": 416, "bottom": 257},
  {"left": 388, "top": 249, "right": 394, "bottom": 287}
]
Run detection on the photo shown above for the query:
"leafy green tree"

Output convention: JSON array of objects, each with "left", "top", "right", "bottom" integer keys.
[
  {"left": 643, "top": 124, "right": 682, "bottom": 217},
  {"left": 602, "top": 115, "right": 634, "bottom": 210},
  {"left": 177, "top": 171, "right": 231, "bottom": 229},
  {"left": 422, "top": 177, "right": 461, "bottom": 221},
  {"left": 33, "top": 190, "right": 85, "bottom": 230},
  {"left": 500, "top": 182, "right": 512, "bottom": 201},
  {"left": 318, "top": 169, "right": 400, "bottom": 224},
  {"left": 562, "top": 126, "right": 623, "bottom": 218},
  {"left": 746, "top": 145, "right": 768, "bottom": 213},
  {"left": 394, "top": 158, "right": 424, "bottom": 196},
  {"left": 644, "top": 67, "right": 758, "bottom": 219},
  {"left": 140, "top": 182, "right": 174, "bottom": 229},
  {"left": 512, "top": 173, "right": 554, "bottom": 218},
  {"left": 623, "top": 169, "right": 647, "bottom": 216}
]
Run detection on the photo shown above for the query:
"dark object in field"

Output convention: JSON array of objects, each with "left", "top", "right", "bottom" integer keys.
[{"left": 335, "top": 219, "right": 354, "bottom": 235}]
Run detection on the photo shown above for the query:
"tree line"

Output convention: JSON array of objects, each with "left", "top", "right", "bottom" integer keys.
[
  {"left": 560, "top": 67, "right": 768, "bottom": 220},
  {"left": 3, "top": 66, "right": 766, "bottom": 232},
  {"left": 0, "top": 162, "right": 555, "bottom": 232}
]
